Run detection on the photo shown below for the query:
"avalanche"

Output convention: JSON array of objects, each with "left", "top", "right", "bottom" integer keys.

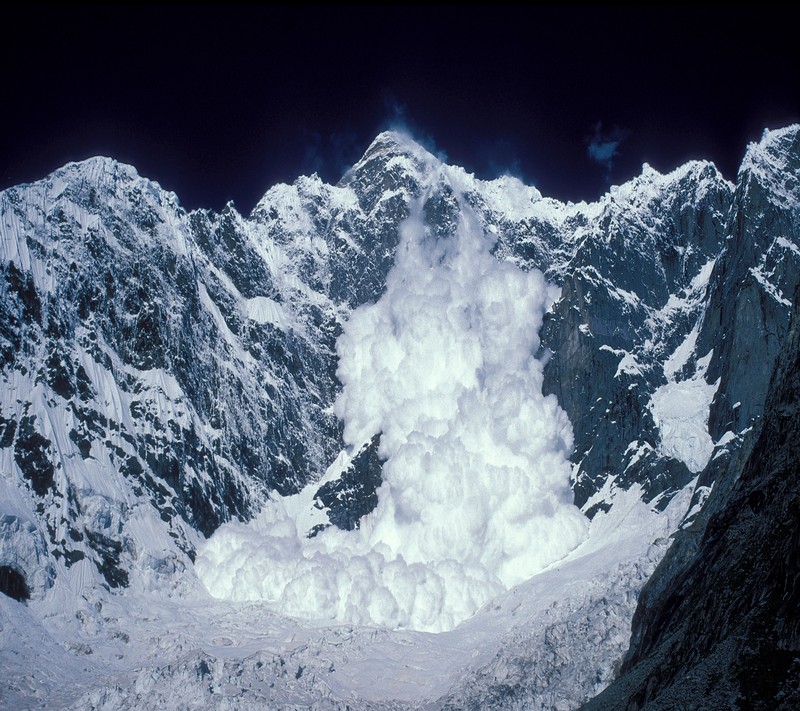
[{"left": 197, "top": 176, "right": 589, "bottom": 632}]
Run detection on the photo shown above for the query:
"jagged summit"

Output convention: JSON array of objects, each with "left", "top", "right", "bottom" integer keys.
[
  {"left": 353, "top": 129, "right": 442, "bottom": 166},
  {"left": 737, "top": 124, "right": 800, "bottom": 210},
  {"left": 28, "top": 155, "right": 176, "bottom": 201},
  {"left": 742, "top": 123, "right": 800, "bottom": 165}
]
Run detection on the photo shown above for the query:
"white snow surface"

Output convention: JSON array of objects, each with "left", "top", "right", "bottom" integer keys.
[
  {"left": 0, "top": 479, "right": 692, "bottom": 711},
  {"left": 197, "top": 182, "right": 589, "bottom": 633},
  {"left": 646, "top": 256, "right": 720, "bottom": 474},
  {"left": 649, "top": 340, "right": 718, "bottom": 474}
]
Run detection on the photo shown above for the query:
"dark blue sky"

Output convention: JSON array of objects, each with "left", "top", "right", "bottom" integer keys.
[{"left": 4, "top": 6, "right": 798, "bottom": 213}]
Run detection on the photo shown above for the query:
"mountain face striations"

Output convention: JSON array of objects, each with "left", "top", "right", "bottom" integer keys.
[
  {"left": 0, "top": 125, "right": 798, "bottom": 709},
  {"left": 582, "top": 125, "right": 800, "bottom": 710}
]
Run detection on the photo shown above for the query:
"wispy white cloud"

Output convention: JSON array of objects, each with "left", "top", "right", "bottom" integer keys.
[
  {"left": 380, "top": 92, "right": 447, "bottom": 162},
  {"left": 300, "top": 128, "right": 360, "bottom": 181},
  {"left": 586, "top": 122, "right": 630, "bottom": 178}
]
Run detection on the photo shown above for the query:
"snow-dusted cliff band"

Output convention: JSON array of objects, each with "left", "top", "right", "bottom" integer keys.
[{"left": 1, "top": 125, "right": 798, "bottom": 709}]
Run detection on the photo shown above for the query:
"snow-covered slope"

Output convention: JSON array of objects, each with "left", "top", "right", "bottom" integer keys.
[
  {"left": 0, "top": 485, "right": 691, "bottom": 710},
  {"left": 0, "top": 157, "right": 344, "bottom": 597},
  {"left": 1, "top": 125, "right": 799, "bottom": 708}
]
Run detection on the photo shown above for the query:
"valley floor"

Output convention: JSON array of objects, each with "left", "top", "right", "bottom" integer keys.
[{"left": 1, "top": 485, "right": 692, "bottom": 710}]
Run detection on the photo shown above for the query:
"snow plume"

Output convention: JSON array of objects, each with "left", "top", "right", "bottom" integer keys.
[
  {"left": 198, "top": 178, "right": 588, "bottom": 633},
  {"left": 380, "top": 93, "right": 445, "bottom": 163},
  {"left": 300, "top": 127, "right": 361, "bottom": 183},
  {"left": 586, "top": 121, "right": 630, "bottom": 177}
]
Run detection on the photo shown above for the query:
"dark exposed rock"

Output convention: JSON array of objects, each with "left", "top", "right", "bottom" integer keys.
[
  {"left": 581, "top": 283, "right": 800, "bottom": 710},
  {"left": 13, "top": 415, "right": 56, "bottom": 497},
  {"left": 701, "top": 127, "right": 800, "bottom": 447},
  {"left": 311, "top": 434, "right": 384, "bottom": 534},
  {"left": 84, "top": 529, "right": 129, "bottom": 589},
  {"left": 540, "top": 161, "right": 732, "bottom": 509},
  {"left": 0, "top": 565, "right": 30, "bottom": 602}
]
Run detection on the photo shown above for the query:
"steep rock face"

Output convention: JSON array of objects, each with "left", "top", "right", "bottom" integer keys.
[
  {"left": 701, "top": 125, "right": 800, "bottom": 442},
  {"left": 578, "top": 126, "right": 800, "bottom": 710},
  {"left": 581, "top": 282, "right": 800, "bottom": 711},
  {"left": 538, "top": 162, "right": 732, "bottom": 510},
  {"left": 629, "top": 127, "right": 800, "bottom": 630},
  {"left": 0, "top": 159, "right": 344, "bottom": 590}
]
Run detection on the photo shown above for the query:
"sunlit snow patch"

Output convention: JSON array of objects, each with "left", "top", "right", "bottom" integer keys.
[
  {"left": 649, "top": 326, "right": 719, "bottom": 473},
  {"left": 198, "top": 184, "right": 589, "bottom": 633}
]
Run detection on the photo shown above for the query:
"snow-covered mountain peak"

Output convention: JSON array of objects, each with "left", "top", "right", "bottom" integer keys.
[
  {"left": 601, "top": 158, "right": 730, "bottom": 216},
  {"left": 738, "top": 124, "right": 800, "bottom": 210},
  {"left": 53, "top": 155, "right": 138, "bottom": 183},
  {"left": 336, "top": 130, "right": 442, "bottom": 211},
  {"left": 742, "top": 123, "right": 800, "bottom": 169},
  {"left": 31, "top": 155, "right": 183, "bottom": 212},
  {"left": 3, "top": 126, "right": 800, "bottom": 709},
  {"left": 357, "top": 129, "right": 442, "bottom": 167}
]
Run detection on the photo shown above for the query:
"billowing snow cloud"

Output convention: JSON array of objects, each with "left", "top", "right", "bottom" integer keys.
[{"left": 198, "top": 175, "right": 588, "bottom": 632}]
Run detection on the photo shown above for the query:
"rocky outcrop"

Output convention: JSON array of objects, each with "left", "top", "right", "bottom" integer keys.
[
  {"left": 581, "top": 285, "right": 800, "bottom": 710},
  {"left": 539, "top": 161, "right": 733, "bottom": 509},
  {"left": 0, "top": 158, "right": 344, "bottom": 587},
  {"left": 701, "top": 126, "right": 800, "bottom": 442}
]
